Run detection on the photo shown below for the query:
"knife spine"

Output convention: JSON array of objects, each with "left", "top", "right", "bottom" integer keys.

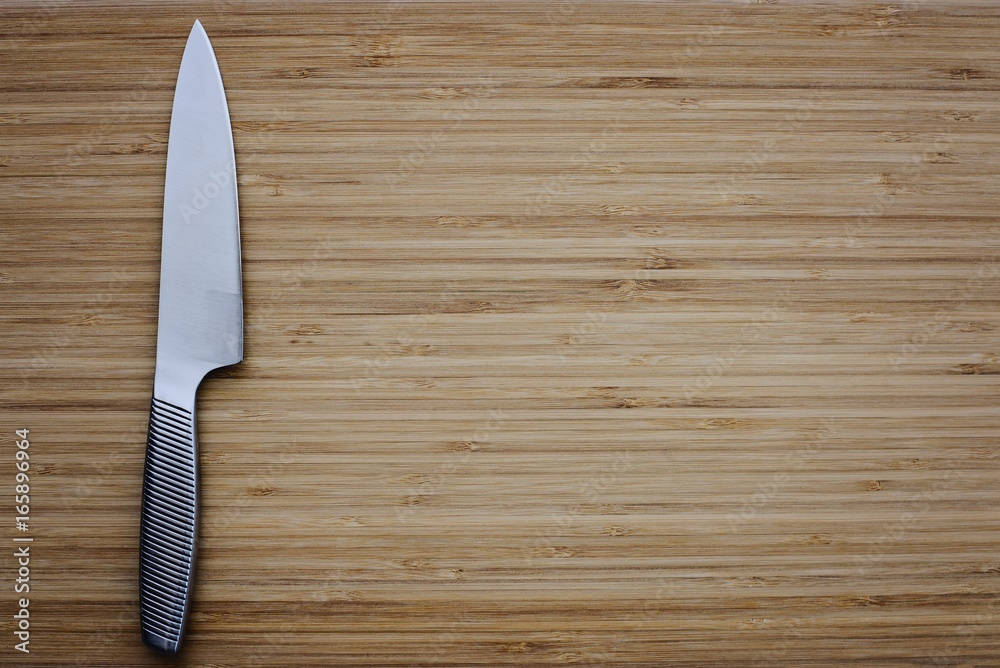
[{"left": 139, "top": 397, "right": 199, "bottom": 654}]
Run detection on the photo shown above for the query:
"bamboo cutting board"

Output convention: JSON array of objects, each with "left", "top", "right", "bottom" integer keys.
[{"left": 2, "top": 1, "right": 1000, "bottom": 665}]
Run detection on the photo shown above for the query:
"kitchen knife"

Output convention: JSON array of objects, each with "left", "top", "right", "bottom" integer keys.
[{"left": 139, "top": 20, "right": 242, "bottom": 655}]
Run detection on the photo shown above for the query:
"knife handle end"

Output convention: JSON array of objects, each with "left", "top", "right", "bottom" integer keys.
[
  {"left": 139, "top": 396, "right": 199, "bottom": 655},
  {"left": 142, "top": 628, "right": 181, "bottom": 656}
]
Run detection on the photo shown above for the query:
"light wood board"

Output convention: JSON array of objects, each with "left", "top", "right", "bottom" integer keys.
[{"left": 2, "top": 1, "right": 999, "bottom": 665}]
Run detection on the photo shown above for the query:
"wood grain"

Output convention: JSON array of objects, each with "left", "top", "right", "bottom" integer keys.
[{"left": 2, "top": 1, "right": 999, "bottom": 665}]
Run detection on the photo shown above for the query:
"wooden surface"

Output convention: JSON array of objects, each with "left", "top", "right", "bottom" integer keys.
[{"left": 2, "top": 1, "right": 1000, "bottom": 665}]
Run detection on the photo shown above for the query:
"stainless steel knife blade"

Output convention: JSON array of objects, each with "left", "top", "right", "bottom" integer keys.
[{"left": 139, "top": 19, "right": 242, "bottom": 655}]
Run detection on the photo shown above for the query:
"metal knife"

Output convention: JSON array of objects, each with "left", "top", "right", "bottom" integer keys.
[{"left": 140, "top": 20, "right": 242, "bottom": 655}]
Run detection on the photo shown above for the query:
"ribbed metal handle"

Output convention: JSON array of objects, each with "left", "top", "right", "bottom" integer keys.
[{"left": 139, "top": 396, "right": 199, "bottom": 655}]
